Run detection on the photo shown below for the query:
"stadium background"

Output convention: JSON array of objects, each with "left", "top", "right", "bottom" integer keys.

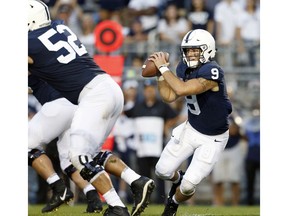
[{"left": 27, "top": 0, "right": 260, "bottom": 208}]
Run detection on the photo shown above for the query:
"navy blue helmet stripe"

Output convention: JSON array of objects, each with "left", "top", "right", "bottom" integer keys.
[
  {"left": 184, "top": 31, "right": 193, "bottom": 43},
  {"left": 36, "top": 0, "right": 50, "bottom": 20}
]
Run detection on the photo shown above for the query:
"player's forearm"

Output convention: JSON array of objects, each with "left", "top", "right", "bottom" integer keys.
[
  {"left": 161, "top": 71, "right": 187, "bottom": 96},
  {"left": 157, "top": 79, "right": 178, "bottom": 103}
]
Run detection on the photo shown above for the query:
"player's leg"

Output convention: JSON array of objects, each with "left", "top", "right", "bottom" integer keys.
[
  {"left": 69, "top": 74, "right": 130, "bottom": 215},
  {"left": 57, "top": 130, "right": 103, "bottom": 213},
  {"left": 28, "top": 98, "right": 76, "bottom": 149},
  {"left": 28, "top": 148, "right": 74, "bottom": 213},
  {"left": 93, "top": 151, "right": 155, "bottom": 216},
  {"left": 28, "top": 99, "right": 76, "bottom": 212},
  {"left": 162, "top": 127, "right": 229, "bottom": 216},
  {"left": 155, "top": 122, "right": 195, "bottom": 216}
]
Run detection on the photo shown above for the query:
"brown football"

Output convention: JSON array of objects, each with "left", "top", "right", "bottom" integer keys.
[{"left": 142, "top": 52, "right": 169, "bottom": 77}]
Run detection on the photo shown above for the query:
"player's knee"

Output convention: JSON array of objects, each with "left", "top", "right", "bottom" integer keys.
[
  {"left": 93, "top": 151, "right": 112, "bottom": 167},
  {"left": 28, "top": 148, "right": 45, "bottom": 166},
  {"left": 80, "top": 161, "right": 105, "bottom": 183},
  {"left": 180, "top": 179, "right": 196, "bottom": 196},
  {"left": 155, "top": 163, "right": 174, "bottom": 180},
  {"left": 64, "top": 164, "right": 77, "bottom": 179},
  {"left": 71, "top": 155, "right": 105, "bottom": 182}
]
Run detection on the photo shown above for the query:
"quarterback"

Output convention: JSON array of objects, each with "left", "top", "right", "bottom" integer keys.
[{"left": 150, "top": 29, "right": 232, "bottom": 215}]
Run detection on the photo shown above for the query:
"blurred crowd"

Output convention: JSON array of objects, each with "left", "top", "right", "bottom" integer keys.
[
  {"left": 41, "top": 0, "right": 260, "bottom": 68},
  {"left": 29, "top": 0, "right": 260, "bottom": 207}
]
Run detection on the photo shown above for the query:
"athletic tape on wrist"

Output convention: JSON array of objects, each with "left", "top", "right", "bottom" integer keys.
[{"left": 159, "top": 66, "right": 169, "bottom": 74}]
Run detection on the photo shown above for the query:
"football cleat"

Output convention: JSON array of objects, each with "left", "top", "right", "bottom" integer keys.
[
  {"left": 161, "top": 196, "right": 179, "bottom": 216},
  {"left": 130, "top": 176, "right": 155, "bottom": 216},
  {"left": 85, "top": 190, "right": 103, "bottom": 213},
  {"left": 41, "top": 179, "right": 74, "bottom": 213},
  {"left": 103, "top": 205, "right": 130, "bottom": 216}
]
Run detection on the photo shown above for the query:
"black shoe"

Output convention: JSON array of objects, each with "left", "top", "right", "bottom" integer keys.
[
  {"left": 85, "top": 190, "right": 103, "bottom": 213},
  {"left": 168, "top": 170, "right": 185, "bottom": 198},
  {"left": 103, "top": 205, "right": 130, "bottom": 216},
  {"left": 41, "top": 179, "right": 74, "bottom": 213},
  {"left": 161, "top": 196, "right": 179, "bottom": 216},
  {"left": 130, "top": 176, "right": 155, "bottom": 216}
]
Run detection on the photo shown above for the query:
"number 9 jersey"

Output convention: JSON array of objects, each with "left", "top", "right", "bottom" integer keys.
[
  {"left": 28, "top": 20, "right": 106, "bottom": 105},
  {"left": 176, "top": 60, "right": 232, "bottom": 135}
]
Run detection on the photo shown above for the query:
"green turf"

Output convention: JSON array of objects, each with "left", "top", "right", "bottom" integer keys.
[{"left": 28, "top": 204, "right": 260, "bottom": 216}]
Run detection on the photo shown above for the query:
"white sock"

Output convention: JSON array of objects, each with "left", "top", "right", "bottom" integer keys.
[
  {"left": 121, "top": 167, "right": 141, "bottom": 185},
  {"left": 102, "top": 188, "right": 125, "bottom": 207},
  {"left": 46, "top": 173, "right": 60, "bottom": 184},
  {"left": 83, "top": 184, "right": 95, "bottom": 195},
  {"left": 172, "top": 195, "right": 179, "bottom": 204}
]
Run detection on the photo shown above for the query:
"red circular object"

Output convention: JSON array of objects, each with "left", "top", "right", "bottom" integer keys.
[{"left": 94, "top": 20, "right": 123, "bottom": 52}]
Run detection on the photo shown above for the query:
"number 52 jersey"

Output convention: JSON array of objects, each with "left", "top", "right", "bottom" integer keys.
[{"left": 28, "top": 20, "right": 105, "bottom": 105}]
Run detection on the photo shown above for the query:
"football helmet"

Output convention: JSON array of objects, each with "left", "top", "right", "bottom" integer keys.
[
  {"left": 181, "top": 29, "right": 216, "bottom": 68},
  {"left": 28, "top": 0, "right": 51, "bottom": 31}
]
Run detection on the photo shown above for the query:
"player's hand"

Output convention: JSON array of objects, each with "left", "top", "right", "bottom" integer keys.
[
  {"left": 148, "top": 52, "right": 170, "bottom": 69},
  {"left": 28, "top": 56, "right": 34, "bottom": 64}
]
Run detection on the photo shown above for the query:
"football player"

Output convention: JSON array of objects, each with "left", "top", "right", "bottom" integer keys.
[
  {"left": 28, "top": 74, "right": 103, "bottom": 213},
  {"left": 149, "top": 29, "right": 232, "bottom": 215},
  {"left": 28, "top": 1, "right": 155, "bottom": 215}
]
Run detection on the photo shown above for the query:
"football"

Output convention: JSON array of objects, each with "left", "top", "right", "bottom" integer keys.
[{"left": 142, "top": 52, "right": 169, "bottom": 77}]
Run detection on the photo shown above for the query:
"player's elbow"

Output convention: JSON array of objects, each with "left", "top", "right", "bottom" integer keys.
[
  {"left": 160, "top": 92, "right": 178, "bottom": 103},
  {"left": 174, "top": 87, "right": 187, "bottom": 97}
]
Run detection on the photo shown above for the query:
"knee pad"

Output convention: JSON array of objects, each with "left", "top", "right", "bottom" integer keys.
[
  {"left": 64, "top": 164, "right": 77, "bottom": 179},
  {"left": 28, "top": 149, "right": 45, "bottom": 166},
  {"left": 93, "top": 151, "right": 112, "bottom": 166},
  {"left": 80, "top": 161, "right": 104, "bottom": 182},
  {"left": 180, "top": 179, "right": 196, "bottom": 196},
  {"left": 155, "top": 164, "right": 174, "bottom": 180}
]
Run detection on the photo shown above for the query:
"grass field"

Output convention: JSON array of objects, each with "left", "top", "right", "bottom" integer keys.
[{"left": 28, "top": 204, "right": 260, "bottom": 216}]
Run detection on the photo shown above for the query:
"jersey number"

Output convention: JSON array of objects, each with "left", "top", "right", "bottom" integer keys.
[
  {"left": 186, "top": 95, "right": 200, "bottom": 115},
  {"left": 185, "top": 68, "right": 219, "bottom": 115},
  {"left": 38, "top": 25, "right": 87, "bottom": 64}
]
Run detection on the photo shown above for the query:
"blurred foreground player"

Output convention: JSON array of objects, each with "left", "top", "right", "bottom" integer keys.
[
  {"left": 28, "top": 74, "right": 103, "bottom": 213},
  {"left": 28, "top": 1, "right": 155, "bottom": 215}
]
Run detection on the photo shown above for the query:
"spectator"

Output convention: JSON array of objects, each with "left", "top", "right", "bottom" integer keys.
[
  {"left": 235, "top": 0, "right": 260, "bottom": 66},
  {"left": 126, "top": 0, "right": 162, "bottom": 32},
  {"left": 51, "top": 0, "right": 83, "bottom": 36},
  {"left": 205, "top": 0, "right": 221, "bottom": 12},
  {"left": 187, "top": 0, "right": 215, "bottom": 35},
  {"left": 78, "top": 13, "right": 96, "bottom": 57},
  {"left": 97, "top": 0, "right": 127, "bottom": 24},
  {"left": 214, "top": 0, "right": 243, "bottom": 67},
  {"left": 244, "top": 105, "right": 260, "bottom": 205},
  {"left": 212, "top": 116, "right": 246, "bottom": 206},
  {"left": 157, "top": 3, "right": 190, "bottom": 65},
  {"left": 214, "top": 0, "right": 243, "bottom": 45},
  {"left": 157, "top": 3, "right": 190, "bottom": 45},
  {"left": 125, "top": 79, "right": 179, "bottom": 204},
  {"left": 125, "top": 18, "right": 148, "bottom": 44}
]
